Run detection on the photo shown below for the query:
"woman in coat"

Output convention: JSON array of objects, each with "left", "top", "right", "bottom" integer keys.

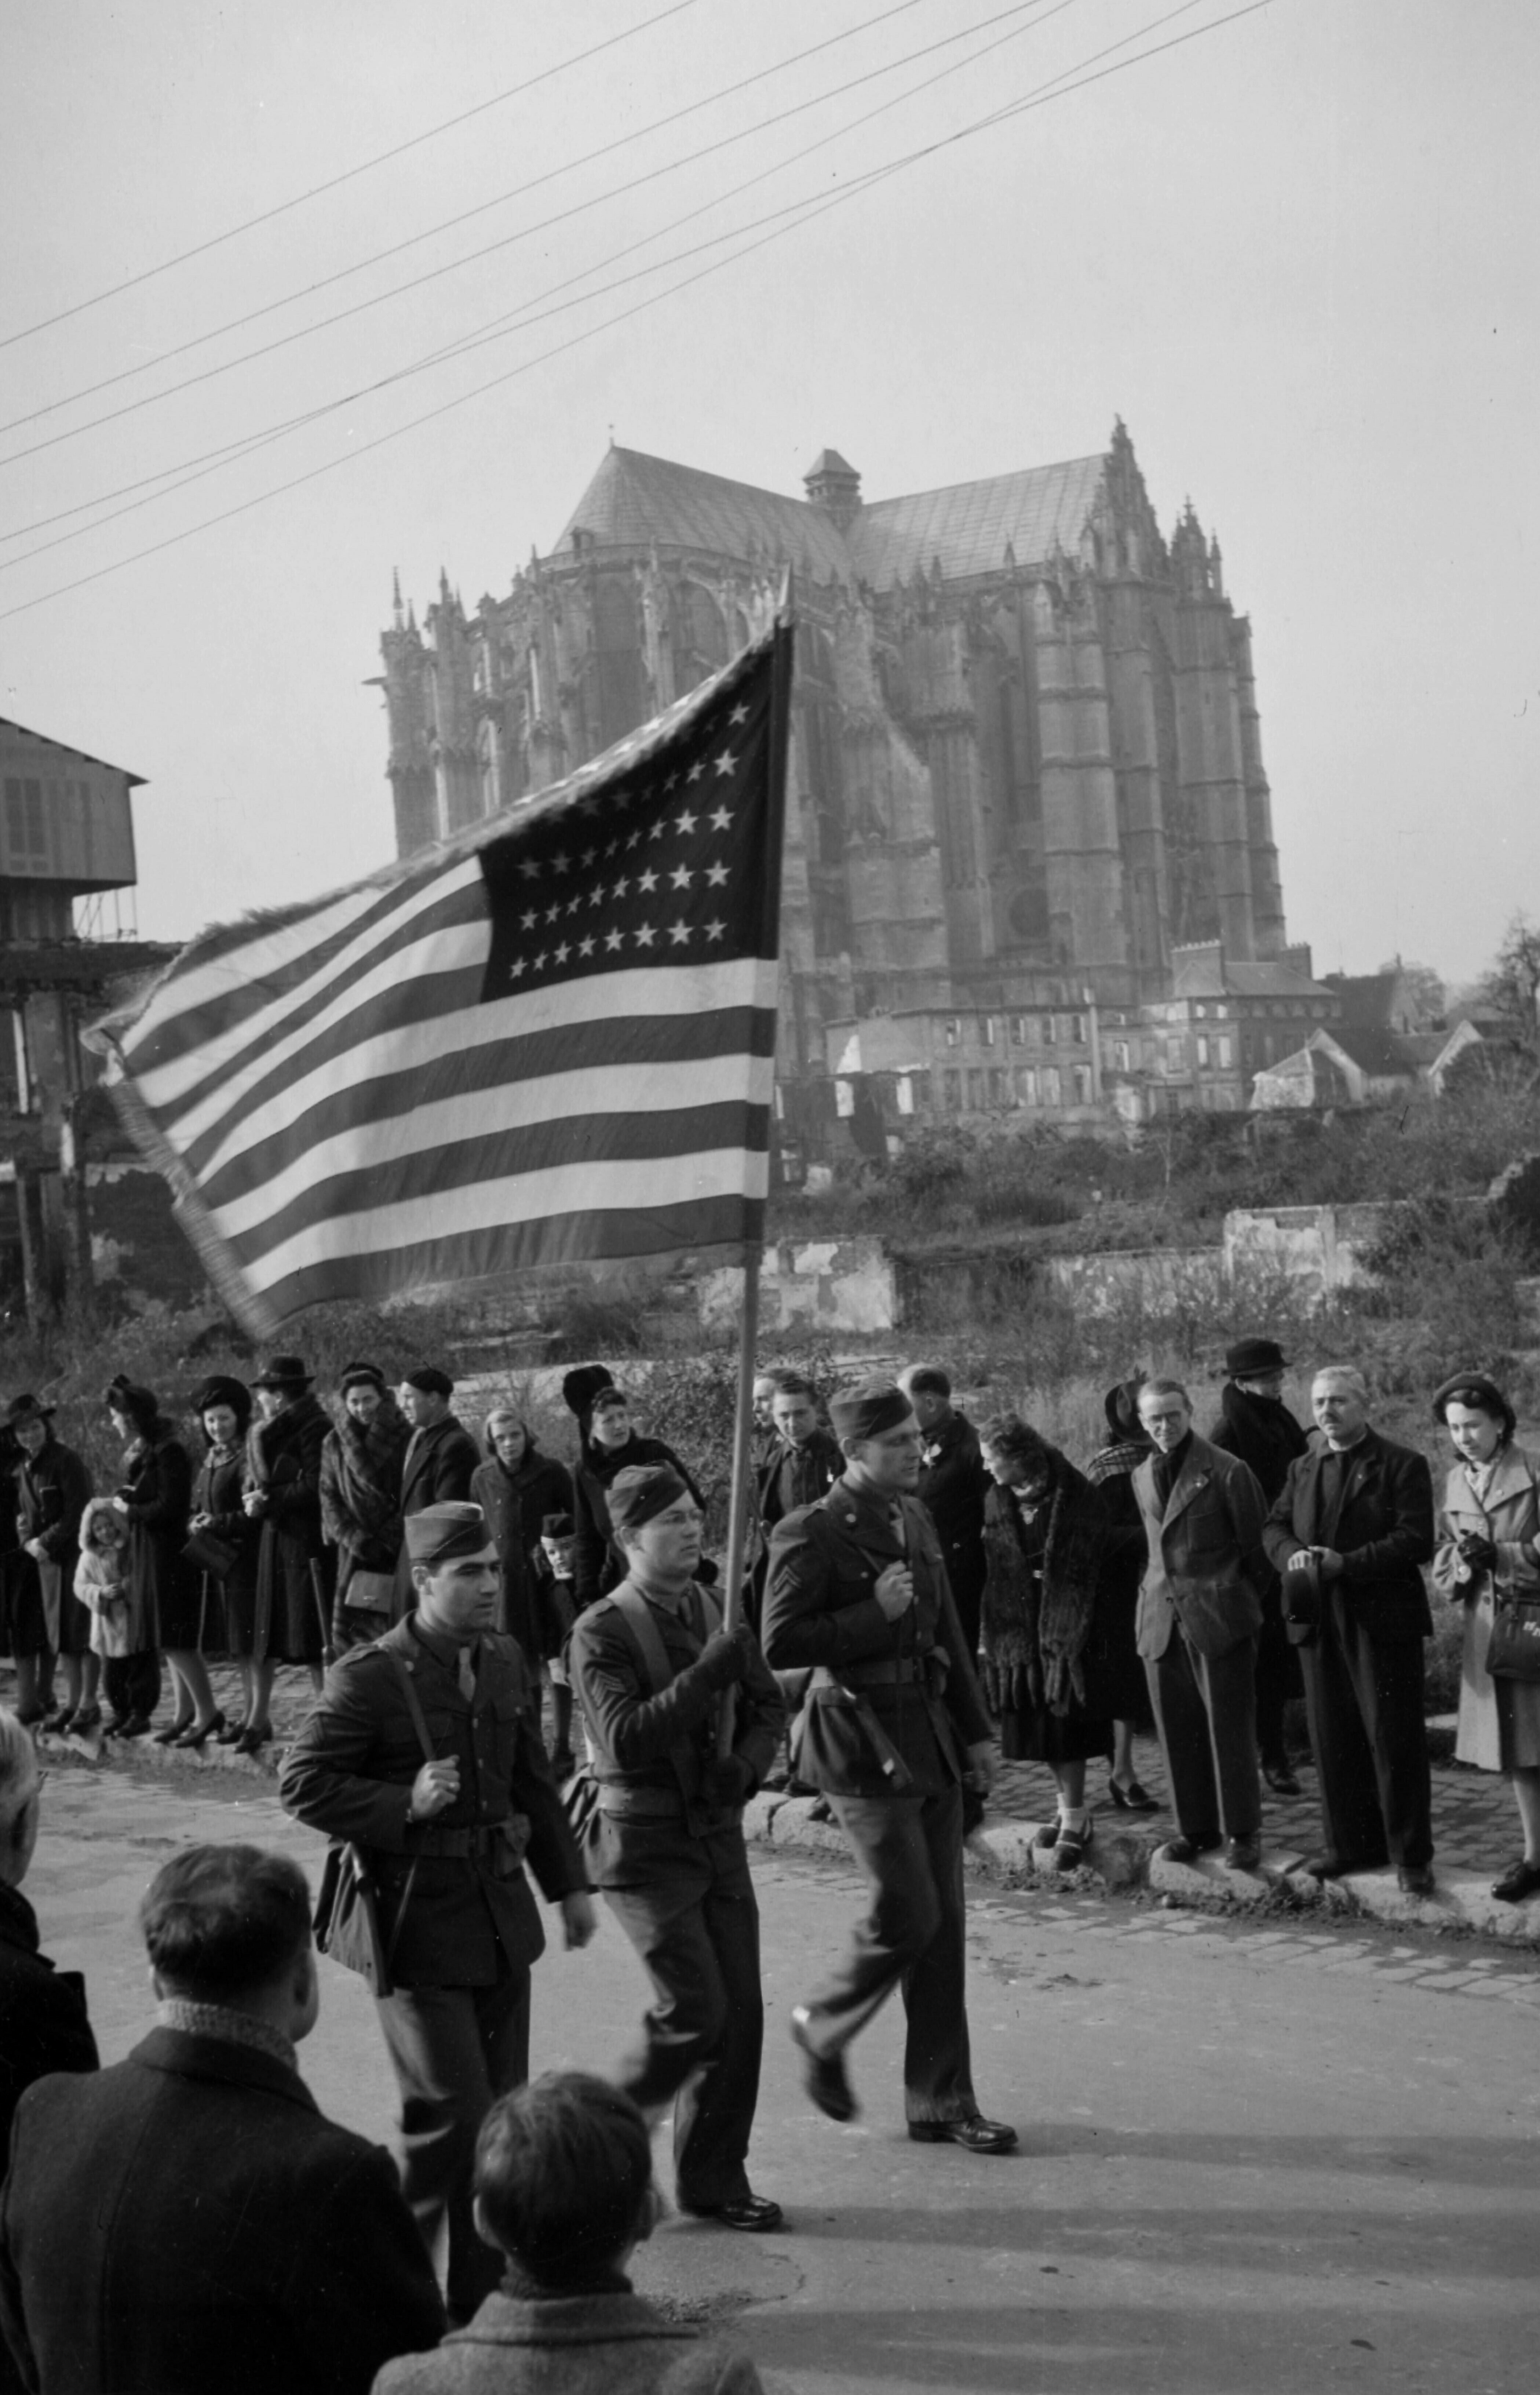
[
  {"left": 1083, "top": 1375, "right": 1161, "bottom": 1812},
  {"left": 319, "top": 1360, "right": 410, "bottom": 1655},
  {"left": 241, "top": 1357, "right": 331, "bottom": 1749},
  {"left": 1430, "top": 1369, "right": 1540, "bottom": 1904},
  {"left": 106, "top": 1375, "right": 208, "bottom": 1741},
  {"left": 6, "top": 1396, "right": 94, "bottom": 1732},
  {"left": 187, "top": 1377, "right": 258, "bottom": 1748},
  {"left": 977, "top": 1412, "right": 1130, "bottom": 1870},
  {"left": 470, "top": 1402, "right": 573, "bottom": 1658}
]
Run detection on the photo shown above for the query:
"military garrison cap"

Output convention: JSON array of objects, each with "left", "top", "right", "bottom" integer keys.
[
  {"left": 404, "top": 1501, "right": 492, "bottom": 1565},
  {"left": 607, "top": 1464, "right": 689, "bottom": 1535},
  {"left": 828, "top": 1379, "right": 912, "bottom": 1442}
]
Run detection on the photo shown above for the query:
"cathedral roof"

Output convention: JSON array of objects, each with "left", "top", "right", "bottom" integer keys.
[
  {"left": 554, "top": 447, "right": 850, "bottom": 578},
  {"left": 550, "top": 444, "right": 1110, "bottom": 587},
  {"left": 849, "top": 455, "right": 1107, "bottom": 585}
]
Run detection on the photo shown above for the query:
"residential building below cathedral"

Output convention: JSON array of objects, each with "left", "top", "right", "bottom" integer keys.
[{"left": 376, "top": 422, "right": 1338, "bottom": 1148}]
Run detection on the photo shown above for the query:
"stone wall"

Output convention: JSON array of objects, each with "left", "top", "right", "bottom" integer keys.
[{"left": 698, "top": 1238, "right": 897, "bottom": 1335}]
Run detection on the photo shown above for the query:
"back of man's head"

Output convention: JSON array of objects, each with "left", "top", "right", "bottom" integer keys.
[
  {"left": 0, "top": 1707, "right": 41, "bottom": 1887},
  {"left": 140, "top": 1844, "right": 311, "bottom": 2012},
  {"left": 474, "top": 2072, "right": 653, "bottom": 2287}
]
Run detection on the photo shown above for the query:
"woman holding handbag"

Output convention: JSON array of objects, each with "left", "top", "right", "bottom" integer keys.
[
  {"left": 187, "top": 1377, "right": 259, "bottom": 1747},
  {"left": 319, "top": 1361, "right": 410, "bottom": 1655},
  {"left": 1431, "top": 1369, "right": 1540, "bottom": 1904}
]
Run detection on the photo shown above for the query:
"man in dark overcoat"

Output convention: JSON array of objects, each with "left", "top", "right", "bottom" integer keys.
[
  {"left": 568, "top": 1464, "right": 784, "bottom": 2232},
  {"left": 1262, "top": 1366, "right": 1437, "bottom": 1893},
  {"left": 763, "top": 1378, "right": 1015, "bottom": 2150},
  {"left": 280, "top": 1502, "right": 596, "bottom": 2323},
  {"left": 0, "top": 1707, "right": 96, "bottom": 2172},
  {"left": 0, "top": 1842, "right": 442, "bottom": 2395},
  {"left": 899, "top": 1363, "right": 990, "bottom": 1657},
  {"left": 1133, "top": 1378, "right": 1269, "bottom": 1870},
  {"left": 1207, "top": 1335, "right": 1311, "bottom": 1794},
  {"left": 392, "top": 1368, "right": 483, "bottom": 1619}
]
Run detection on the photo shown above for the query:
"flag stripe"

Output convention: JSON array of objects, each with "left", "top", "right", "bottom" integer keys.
[
  {"left": 251, "top": 1193, "right": 767, "bottom": 1317},
  {"left": 198, "top": 1005, "right": 776, "bottom": 1218},
  {"left": 182, "top": 954, "right": 775, "bottom": 1184},
  {"left": 239, "top": 1144, "right": 770, "bottom": 1297}
]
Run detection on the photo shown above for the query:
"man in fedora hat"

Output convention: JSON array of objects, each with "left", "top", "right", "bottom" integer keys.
[
  {"left": 5, "top": 1397, "right": 94, "bottom": 1733},
  {"left": 393, "top": 1371, "right": 482, "bottom": 1621},
  {"left": 1263, "top": 1366, "right": 1437, "bottom": 1894},
  {"left": 1208, "top": 1337, "right": 1311, "bottom": 1795},
  {"left": 763, "top": 1378, "right": 1015, "bottom": 2152},
  {"left": 281, "top": 1500, "right": 595, "bottom": 2325}
]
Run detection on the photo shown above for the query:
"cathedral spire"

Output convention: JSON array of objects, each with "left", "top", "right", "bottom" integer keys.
[{"left": 392, "top": 568, "right": 404, "bottom": 629}]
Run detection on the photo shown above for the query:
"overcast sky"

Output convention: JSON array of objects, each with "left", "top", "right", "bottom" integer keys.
[{"left": 1, "top": 0, "right": 1534, "bottom": 991}]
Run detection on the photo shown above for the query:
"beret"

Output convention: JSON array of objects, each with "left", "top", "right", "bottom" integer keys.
[
  {"left": 402, "top": 1366, "right": 454, "bottom": 1398},
  {"left": 607, "top": 1464, "right": 689, "bottom": 1535},
  {"left": 1225, "top": 1336, "right": 1288, "bottom": 1378},
  {"left": 829, "top": 1379, "right": 912, "bottom": 1442},
  {"left": 404, "top": 1501, "right": 492, "bottom": 1565},
  {"left": 1431, "top": 1370, "right": 1515, "bottom": 1431}
]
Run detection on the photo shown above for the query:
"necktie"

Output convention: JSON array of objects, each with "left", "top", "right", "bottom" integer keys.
[{"left": 457, "top": 1644, "right": 477, "bottom": 1703}]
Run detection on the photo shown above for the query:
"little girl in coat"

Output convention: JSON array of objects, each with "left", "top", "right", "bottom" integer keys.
[{"left": 75, "top": 1499, "right": 140, "bottom": 1724}]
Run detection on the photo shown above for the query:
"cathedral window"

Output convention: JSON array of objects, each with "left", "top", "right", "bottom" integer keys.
[{"left": 671, "top": 582, "right": 728, "bottom": 697}]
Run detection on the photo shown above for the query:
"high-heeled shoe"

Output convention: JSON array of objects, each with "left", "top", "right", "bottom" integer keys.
[
  {"left": 151, "top": 1716, "right": 195, "bottom": 1746},
  {"left": 66, "top": 1704, "right": 102, "bottom": 1735},
  {"left": 214, "top": 1716, "right": 248, "bottom": 1745},
  {"left": 174, "top": 1712, "right": 225, "bottom": 1750},
  {"left": 234, "top": 1724, "right": 272, "bottom": 1756},
  {"left": 1107, "top": 1776, "right": 1161, "bottom": 1815}
]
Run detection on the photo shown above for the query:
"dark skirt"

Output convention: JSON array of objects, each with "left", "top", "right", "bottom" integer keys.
[
  {"left": 253, "top": 1532, "right": 329, "bottom": 1663},
  {"left": 1001, "top": 1706, "right": 1115, "bottom": 1766},
  {"left": 0, "top": 1554, "right": 90, "bottom": 1657},
  {"left": 154, "top": 1570, "right": 207, "bottom": 1652}
]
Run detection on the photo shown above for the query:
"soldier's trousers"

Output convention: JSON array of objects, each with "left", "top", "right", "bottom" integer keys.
[
  {"left": 602, "top": 1823, "right": 764, "bottom": 2210},
  {"left": 376, "top": 1969, "right": 530, "bottom": 2323},
  {"left": 801, "top": 1781, "right": 977, "bottom": 2124}
]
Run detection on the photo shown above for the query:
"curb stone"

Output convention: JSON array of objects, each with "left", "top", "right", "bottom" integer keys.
[{"left": 742, "top": 1791, "right": 1540, "bottom": 1950}]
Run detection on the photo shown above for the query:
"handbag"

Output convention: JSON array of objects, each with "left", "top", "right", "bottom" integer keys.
[
  {"left": 1486, "top": 1593, "right": 1540, "bottom": 1682},
  {"left": 314, "top": 1651, "right": 435, "bottom": 1995},
  {"left": 344, "top": 1566, "right": 398, "bottom": 1612},
  {"left": 182, "top": 1526, "right": 239, "bottom": 1579}
]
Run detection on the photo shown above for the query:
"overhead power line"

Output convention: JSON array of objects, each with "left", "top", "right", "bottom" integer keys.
[
  {"left": 0, "top": 0, "right": 1032, "bottom": 464},
  {"left": 0, "top": 0, "right": 701, "bottom": 355},
  {"left": 0, "top": 0, "right": 1283, "bottom": 626}
]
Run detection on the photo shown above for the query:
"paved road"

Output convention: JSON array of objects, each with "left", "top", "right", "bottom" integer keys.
[{"left": 26, "top": 1766, "right": 1540, "bottom": 2395}]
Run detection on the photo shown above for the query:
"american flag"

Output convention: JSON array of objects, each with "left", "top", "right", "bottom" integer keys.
[{"left": 95, "top": 617, "right": 793, "bottom": 1337}]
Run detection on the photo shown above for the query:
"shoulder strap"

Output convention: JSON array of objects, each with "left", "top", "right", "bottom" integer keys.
[
  {"left": 388, "top": 1648, "right": 438, "bottom": 1764},
  {"left": 607, "top": 1586, "right": 677, "bottom": 1695}
]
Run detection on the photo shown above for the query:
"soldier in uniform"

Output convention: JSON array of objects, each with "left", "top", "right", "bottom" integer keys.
[
  {"left": 568, "top": 1464, "right": 785, "bottom": 2233},
  {"left": 763, "top": 1379, "right": 1016, "bottom": 2152},
  {"left": 280, "top": 1501, "right": 596, "bottom": 2324}
]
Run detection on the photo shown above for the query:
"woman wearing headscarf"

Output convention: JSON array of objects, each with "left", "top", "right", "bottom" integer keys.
[
  {"left": 977, "top": 1413, "right": 1126, "bottom": 1870},
  {"left": 318, "top": 1361, "right": 410, "bottom": 1656},
  {"left": 6, "top": 1396, "right": 94, "bottom": 1733},
  {"left": 1083, "top": 1375, "right": 1161, "bottom": 1812},
  {"left": 470, "top": 1402, "right": 573, "bottom": 1657},
  {"left": 1430, "top": 1369, "right": 1540, "bottom": 1904},
  {"left": 187, "top": 1377, "right": 257, "bottom": 1746},
  {"left": 565, "top": 1368, "right": 704, "bottom": 1614},
  {"left": 106, "top": 1375, "right": 205, "bottom": 1741},
  {"left": 241, "top": 1356, "right": 331, "bottom": 1751}
]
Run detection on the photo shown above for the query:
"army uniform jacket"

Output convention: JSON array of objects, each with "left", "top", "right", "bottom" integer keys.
[
  {"left": 280, "top": 1617, "right": 586, "bottom": 1987},
  {"left": 762, "top": 1477, "right": 991, "bottom": 1797}
]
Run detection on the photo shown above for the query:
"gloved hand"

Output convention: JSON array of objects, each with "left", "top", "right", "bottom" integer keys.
[
  {"left": 693, "top": 1629, "right": 750, "bottom": 1690},
  {"left": 700, "top": 1753, "right": 755, "bottom": 1807},
  {"left": 1458, "top": 1531, "right": 1498, "bottom": 1574}
]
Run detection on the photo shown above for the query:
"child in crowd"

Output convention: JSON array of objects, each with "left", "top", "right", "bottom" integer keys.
[
  {"left": 373, "top": 2071, "right": 765, "bottom": 2394},
  {"left": 74, "top": 1499, "right": 144, "bottom": 1736}
]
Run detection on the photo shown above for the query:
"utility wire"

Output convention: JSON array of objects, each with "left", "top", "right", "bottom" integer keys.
[
  {"left": 0, "top": 0, "right": 1046, "bottom": 466},
  {"left": 0, "top": 0, "right": 1082, "bottom": 547},
  {"left": 0, "top": 0, "right": 701, "bottom": 355},
  {"left": 0, "top": 0, "right": 1282, "bottom": 625}
]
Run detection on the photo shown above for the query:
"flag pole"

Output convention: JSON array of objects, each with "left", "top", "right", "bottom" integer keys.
[{"left": 715, "top": 578, "right": 794, "bottom": 1744}]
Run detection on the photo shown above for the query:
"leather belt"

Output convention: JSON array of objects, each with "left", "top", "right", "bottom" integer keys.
[
  {"left": 596, "top": 1785, "right": 687, "bottom": 1820},
  {"left": 409, "top": 1816, "right": 526, "bottom": 1859},
  {"left": 837, "top": 1654, "right": 937, "bottom": 1690}
]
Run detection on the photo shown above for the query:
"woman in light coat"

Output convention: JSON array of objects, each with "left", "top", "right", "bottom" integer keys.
[{"left": 1431, "top": 1369, "right": 1540, "bottom": 1904}]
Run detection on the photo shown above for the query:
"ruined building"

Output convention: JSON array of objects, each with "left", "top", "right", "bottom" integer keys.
[{"left": 378, "top": 424, "right": 1322, "bottom": 1135}]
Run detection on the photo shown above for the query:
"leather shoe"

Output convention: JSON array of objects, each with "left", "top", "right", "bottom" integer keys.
[
  {"left": 1398, "top": 1865, "right": 1436, "bottom": 1898},
  {"left": 1107, "top": 1776, "right": 1161, "bottom": 1815},
  {"left": 1296, "top": 1852, "right": 1355, "bottom": 1881},
  {"left": 685, "top": 2193, "right": 784, "bottom": 2233},
  {"left": 1224, "top": 1835, "right": 1263, "bottom": 1871},
  {"left": 1032, "top": 1819, "right": 1059, "bottom": 1849},
  {"left": 909, "top": 2115, "right": 1018, "bottom": 2156},
  {"left": 1157, "top": 1835, "right": 1222, "bottom": 1865},
  {"left": 1262, "top": 1759, "right": 1302, "bottom": 1797},
  {"left": 790, "top": 2006, "right": 858, "bottom": 2123},
  {"left": 1491, "top": 1859, "right": 1540, "bottom": 1904},
  {"left": 1055, "top": 1822, "right": 1091, "bottom": 1871}
]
